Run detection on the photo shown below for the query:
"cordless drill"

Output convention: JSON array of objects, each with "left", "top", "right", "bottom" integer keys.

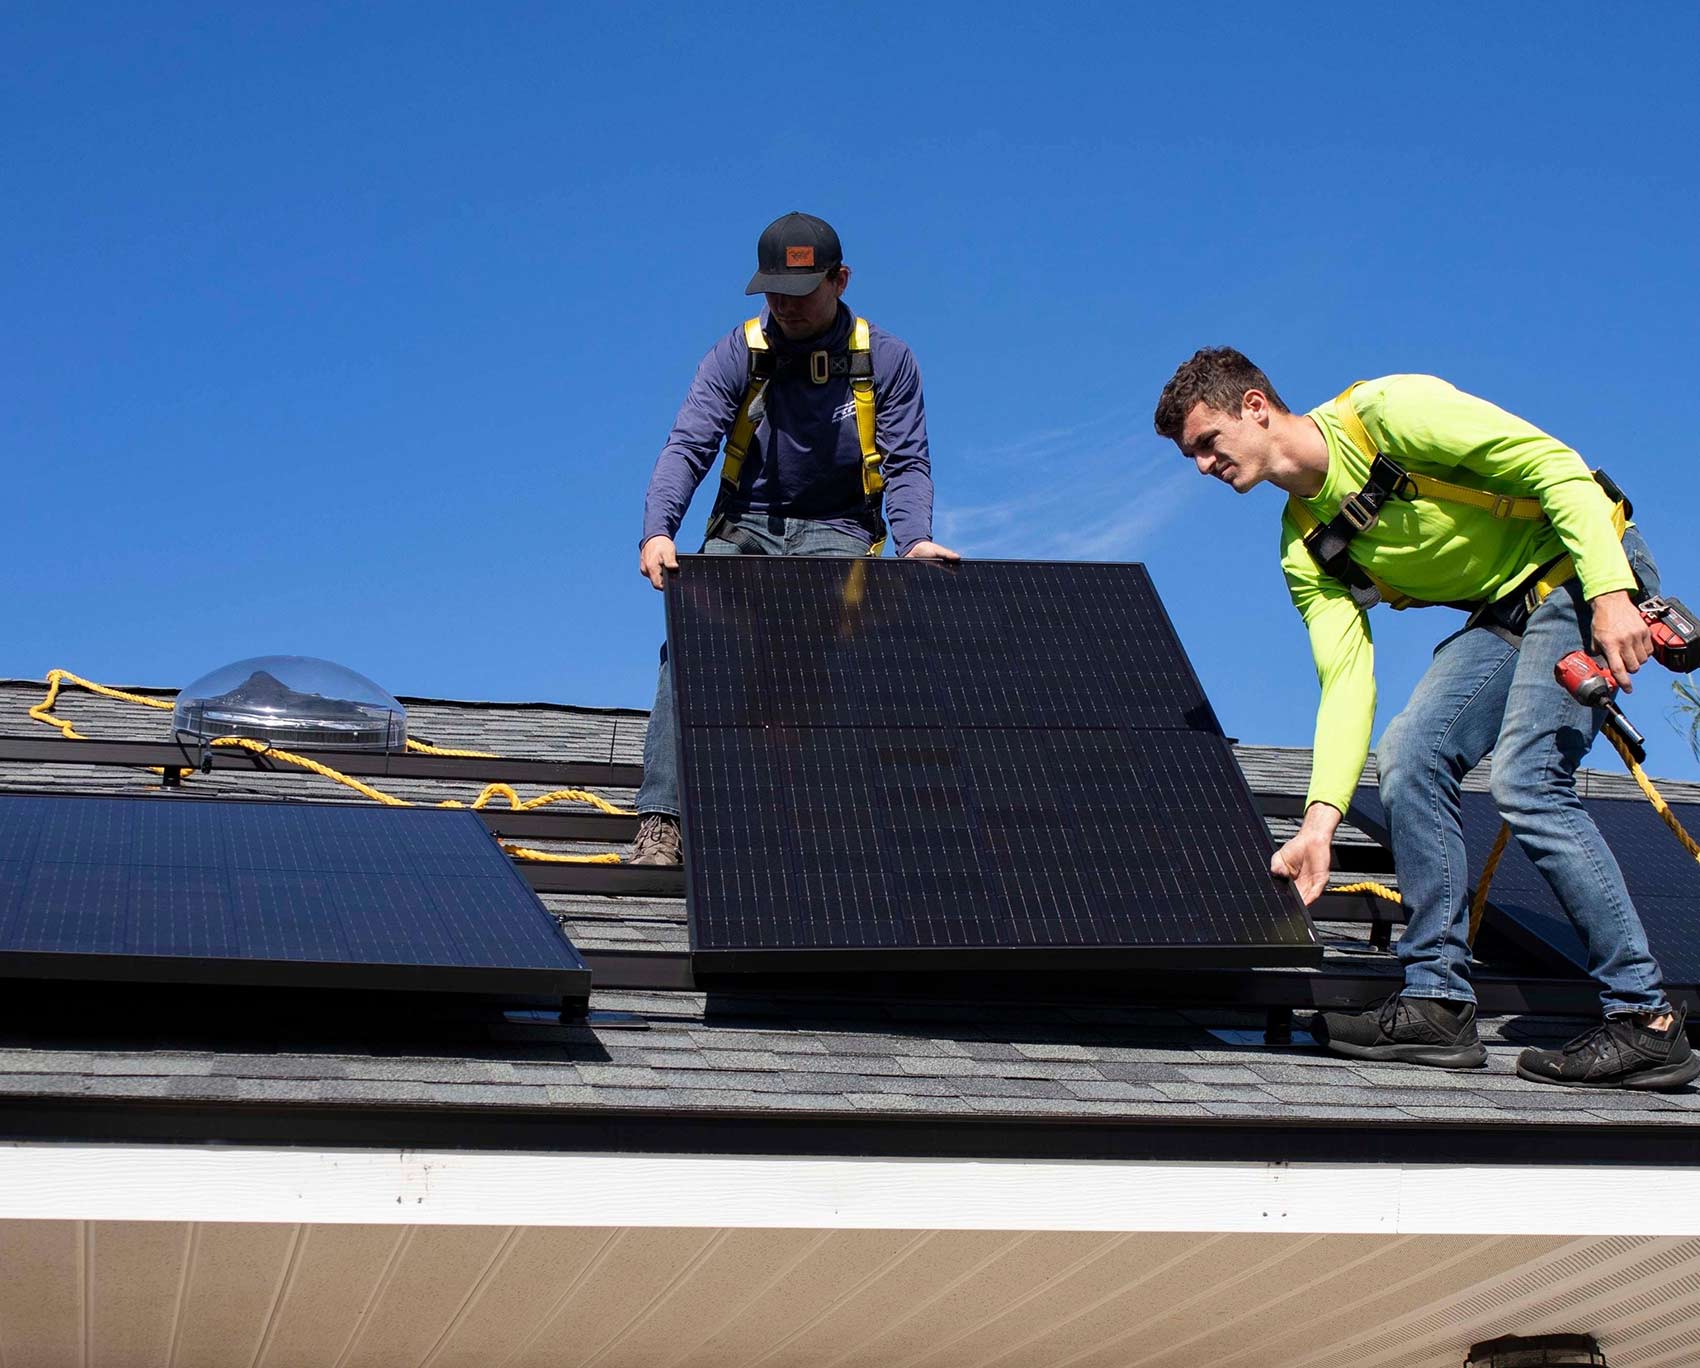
[
  {"left": 1554, "top": 651, "right": 1647, "bottom": 762},
  {"left": 1553, "top": 594, "right": 1699, "bottom": 764}
]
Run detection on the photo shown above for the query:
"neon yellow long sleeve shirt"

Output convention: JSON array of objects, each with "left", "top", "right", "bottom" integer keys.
[{"left": 1281, "top": 374, "right": 1636, "bottom": 813}]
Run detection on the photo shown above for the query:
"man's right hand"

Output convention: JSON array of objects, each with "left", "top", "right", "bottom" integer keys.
[
  {"left": 639, "top": 536, "right": 679, "bottom": 591},
  {"left": 1271, "top": 802, "right": 1341, "bottom": 906}
]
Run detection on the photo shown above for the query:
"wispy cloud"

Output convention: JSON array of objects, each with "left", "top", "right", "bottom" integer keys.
[{"left": 936, "top": 408, "right": 1197, "bottom": 562}]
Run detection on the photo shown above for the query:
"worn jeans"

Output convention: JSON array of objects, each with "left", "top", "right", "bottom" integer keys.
[
  {"left": 1378, "top": 525, "right": 1669, "bottom": 1015},
  {"left": 635, "top": 511, "right": 871, "bottom": 818}
]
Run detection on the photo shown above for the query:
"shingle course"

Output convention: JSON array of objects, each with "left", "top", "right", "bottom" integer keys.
[{"left": 2, "top": 679, "right": 1697, "bottom": 1139}]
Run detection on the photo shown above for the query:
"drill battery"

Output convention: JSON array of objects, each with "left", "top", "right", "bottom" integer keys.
[{"left": 1639, "top": 595, "right": 1700, "bottom": 673}]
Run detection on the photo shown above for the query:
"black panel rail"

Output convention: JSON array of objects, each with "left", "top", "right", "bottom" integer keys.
[
  {"left": 484, "top": 810, "right": 638, "bottom": 842},
  {"left": 0, "top": 734, "right": 643, "bottom": 789},
  {"left": 574, "top": 945, "right": 1634, "bottom": 1019},
  {"left": 520, "top": 863, "right": 684, "bottom": 896},
  {"left": 0, "top": 782, "right": 641, "bottom": 845},
  {"left": 522, "top": 867, "right": 1397, "bottom": 912}
]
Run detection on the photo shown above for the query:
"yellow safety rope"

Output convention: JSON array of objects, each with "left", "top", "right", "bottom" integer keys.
[
  {"left": 498, "top": 843, "right": 621, "bottom": 865},
  {"left": 1329, "top": 823, "right": 1507, "bottom": 945},
  {"left": 405, "top": 738, "right": 497, "bottom": 758},
  {"left": 26, "top": 670, "right": 627, "bottom": 864},
  {"left": 30, "top": 669, "right": 166, "bottom": 739},
  {"left": 1606, "top": 727, "right": 1700, "bottom": 863},
  {"left": 443, "top": 782, "right": 630, "bottom": 817},
  {"left": 1332, "top": 879, "right": 1404, "bottom": 905},
  {"left": 1466, "top": 821, "right": 1511, "bottom": 944}
]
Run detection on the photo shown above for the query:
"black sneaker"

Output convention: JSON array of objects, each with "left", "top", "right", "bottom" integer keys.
[
  {"left": 1312, "top": 993, "right": 1489, "bottom": 1069},
  {"left": 1515, "top": 1006, "right": 1699, "bottom": 1091}
]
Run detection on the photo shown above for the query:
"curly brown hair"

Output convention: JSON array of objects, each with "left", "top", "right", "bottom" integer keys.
[{"left": 1153, "top": 347, "right": 1289, "bottom": 440}]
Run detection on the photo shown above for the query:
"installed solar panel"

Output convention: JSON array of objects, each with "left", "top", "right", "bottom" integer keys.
[
  {"left": 668, "top": 558, "right": 1320, "bottom": 972},
  {"left": 1452, "top": 790, "right": 1700, "bottom": 988},
  {"left": 1345, "top": 786, "right": 1700, "bottom": 987},
  {"left": 0, "top": 795, "right": 589, "bottom": 1000}
]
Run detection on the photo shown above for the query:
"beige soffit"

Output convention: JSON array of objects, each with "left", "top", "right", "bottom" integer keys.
[{"left": 3, "top": 1222, "right": 1700, "bottom": 1368}]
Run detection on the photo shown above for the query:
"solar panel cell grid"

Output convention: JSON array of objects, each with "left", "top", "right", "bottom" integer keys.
[
  {"left": 670, "top": 558, "right": 1318, "bottom": 970},
  {"left": 0, "top": 794, "right": 588, "bottom": 997},
  {"left": 671, "top": 559, "right": 1218, "bottom": 733}
]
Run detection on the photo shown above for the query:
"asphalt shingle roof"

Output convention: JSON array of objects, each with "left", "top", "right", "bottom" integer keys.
[{"left": 2, "top": 675, "right": 1697, "bottom": 1152}]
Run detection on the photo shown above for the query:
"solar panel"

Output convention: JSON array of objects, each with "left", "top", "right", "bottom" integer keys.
[
  {"left": 0, "top": 794, "right": 590, "bottom": 1001},
  {"left": 667, "top": 557, "right": 1320, "bottom": 972},
  {"left": 1346, "top": 786, "right": 1700, "bottom": 987},
  {"left": 1453, "top": 790, "right": 1700, "bottom": 987}
]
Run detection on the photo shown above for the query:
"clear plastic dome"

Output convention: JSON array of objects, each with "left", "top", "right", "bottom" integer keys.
[{"left": 173, "top": 655, "right": 407, "bottom": 752}]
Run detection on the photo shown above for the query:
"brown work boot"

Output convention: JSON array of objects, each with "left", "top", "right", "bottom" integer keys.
[{"left": 628, "top": 813, "right": 682, "bottom": 867}]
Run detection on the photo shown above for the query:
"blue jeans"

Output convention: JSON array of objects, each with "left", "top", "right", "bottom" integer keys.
[
  {"left": 1378, "top": 526, "right": 1669, "bottom": 1015},
  {"left": 635, "top": 511, "right": 871, "bottom": 817}
]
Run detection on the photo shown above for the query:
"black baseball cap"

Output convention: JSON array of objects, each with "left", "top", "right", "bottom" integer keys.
[{"left": 745, "top": 212, "right": 843, "bottom": 296}]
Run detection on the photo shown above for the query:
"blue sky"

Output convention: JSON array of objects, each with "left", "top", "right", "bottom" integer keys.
[{"left": 5, "top": 2, "right": 1699, "bottom": 779}]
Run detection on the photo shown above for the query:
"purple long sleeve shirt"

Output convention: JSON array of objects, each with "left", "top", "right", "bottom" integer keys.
[{"left": 640, "top": 303, "right": 935, "bottom": 555}]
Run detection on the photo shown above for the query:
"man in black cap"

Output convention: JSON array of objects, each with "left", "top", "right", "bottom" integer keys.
[{"left": 630, "top": 211, "right": 957, "bottom": 865}]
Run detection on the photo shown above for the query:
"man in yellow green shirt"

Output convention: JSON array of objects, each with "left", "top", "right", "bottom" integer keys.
[{"left": 1154, "top": 347, "right": 1696, "bottom": 1091}]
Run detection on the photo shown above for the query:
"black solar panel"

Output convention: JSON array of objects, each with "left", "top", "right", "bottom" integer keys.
[
  {"left": 668, "top": 558, "right": 1320, "bottom": 971},
  {"left": 0, "top": 795, "right": 589, "bottom": 1000},
  {"left": 1344, "top": 786, "right": 1700, "bottom": 987},
  {"left": 1453, "top": 790, "right": 1700, "bottom": 987}
]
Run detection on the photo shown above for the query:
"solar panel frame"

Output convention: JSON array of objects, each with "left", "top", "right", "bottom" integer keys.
[
  {"left": 668, "top": 557, "right": 1321, "bottom": 974},
  {"left": 0, "top": 794, "right": 590, "bottom": 1000}
]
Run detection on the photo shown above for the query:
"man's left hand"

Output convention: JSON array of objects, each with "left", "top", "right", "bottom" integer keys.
[
  {"left": 1591, "top": 589, "right": 1653, "bottom": 693},
  {"left": 902, "top": 540, "right": 961, "bottom": 561}
]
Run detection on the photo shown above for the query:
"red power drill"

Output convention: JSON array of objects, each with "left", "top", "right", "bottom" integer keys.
[
  {"left": 1554, "top": 651, "right": 1647, "bottom": 762},
  {"left": 1553, "top": 594, "right": 1699, "bottom": 764}
]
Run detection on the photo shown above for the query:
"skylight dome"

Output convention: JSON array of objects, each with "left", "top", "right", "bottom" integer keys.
[{"left": 172, "top": 656, "right": 407, "bottom": 752}]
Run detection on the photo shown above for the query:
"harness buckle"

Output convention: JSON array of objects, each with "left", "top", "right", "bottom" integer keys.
[
  {"left": 1489, "top": 493, "right": 1517, "bottom": 519},
  {"left": 1338, "top": 491, "right": 1378, "bottom": 532},
  {"left": 809, "top": 350, "right": 830, "bottom": 384}
]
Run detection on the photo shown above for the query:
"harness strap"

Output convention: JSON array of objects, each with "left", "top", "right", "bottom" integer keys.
[
  {"left": 1467, "top": 495, "right": 1632, "bottom": 644},
  {"left": 1286, "top": 453, "right": 1421, "bottom": 611},
  {"left": 849, "top": 317, "right": 886, "bottom": 556},
  {"left": 1334, "top": 388, "right": 1545, "bottom": 520},
  {"left": 750, "top": 347, "right": 874, "bottom": 382},
  {"left": 718, "top": 318, "right": 770, "bottom": 495},
  {"left": 716, "top": 315, "right": 886, "bottom": 558}
]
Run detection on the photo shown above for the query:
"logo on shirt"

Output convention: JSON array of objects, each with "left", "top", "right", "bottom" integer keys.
[{"left": 831, "top": 399, "right": 858, "bottom": 423}]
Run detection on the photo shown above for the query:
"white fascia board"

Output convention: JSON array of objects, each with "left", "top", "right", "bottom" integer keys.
[{"left": 3, "top": 1144, "right": 1700, "bottom": 1236}]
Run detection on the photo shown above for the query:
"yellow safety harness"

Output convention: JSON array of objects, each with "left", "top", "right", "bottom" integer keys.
[
  {"left": 1286, "top": 384, "right": 1627, "bottom": 617},
  {"left": 717, "top": 315, "right": 887, "bottom": 556}
]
